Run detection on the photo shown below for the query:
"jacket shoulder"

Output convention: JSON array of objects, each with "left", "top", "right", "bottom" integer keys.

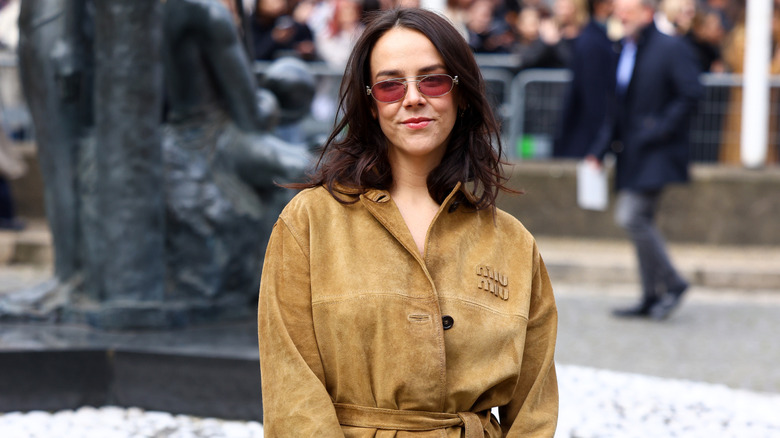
[
  {"left": 578, "top": 22, "right": 610, "bottom": 44},
  {"left": 483, "top": 208, "right": 544, "bottom": 273},
  {"left": 646, "top": 27, "right": 687, "bottom": 52},
  {"left": 281, "top": 184, "right": 340, "bottom": 217},
  {"left": 280, "top": 184, "right": 360, "bottom": 226},
  {"left": 276, "top": 187, "right": 335, "bottom": 243},
  {"left": 492, "top": 207, "right": 537, "bottom": 247},
  {"left": 281, "top": 185, "right": 333, "bottom": 212}
]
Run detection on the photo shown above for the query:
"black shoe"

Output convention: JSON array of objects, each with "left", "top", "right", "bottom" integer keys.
[
  {"left": 611, "top": 301, "right": 655, "bottom": 318},
  {"left": 650, "top": 285, "right": 689, "bottom": 320},
  {"left": 0, "top": 218, "right": 25, "bottom": 231}
]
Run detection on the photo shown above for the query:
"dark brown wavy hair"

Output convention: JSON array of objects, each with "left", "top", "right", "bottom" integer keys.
[{"left": 294, "top": 7, "right": 514, "bottom": 210}]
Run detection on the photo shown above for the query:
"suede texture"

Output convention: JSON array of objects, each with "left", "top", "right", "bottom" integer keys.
[{"left": 258, "top": 184, "right": 558, "bottom": 437}]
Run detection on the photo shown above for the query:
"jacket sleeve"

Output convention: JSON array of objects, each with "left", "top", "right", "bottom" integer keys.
[
  {"left": 637, "top": 39, "right": 703, "bottom": 148},
  {"left": 500, "top": 244, "right": 559, "bottom": 436},
  {"left": 588, "top": 97, "right": 618, "bottom": 160},
  {"left": 258, "top": 219, "right": 345, "bottom": 437}
]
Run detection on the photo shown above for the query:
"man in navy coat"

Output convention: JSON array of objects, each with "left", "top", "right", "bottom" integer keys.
[
  {"left": 587, "top": 0, "right": 702, "bottom": 319},
  {"left": 554, "top": 0, "right": 616, "bottom": 158}
]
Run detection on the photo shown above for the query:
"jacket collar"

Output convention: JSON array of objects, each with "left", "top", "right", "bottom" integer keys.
[
  {"left": 635, "top": 20, "right": 659, "bottom": 48},
  {"left": 356, "top": 182, "right": 477, "bottom": 267},
  {"left": 359, "top": 182, "right": 478, "bottom": 209}
]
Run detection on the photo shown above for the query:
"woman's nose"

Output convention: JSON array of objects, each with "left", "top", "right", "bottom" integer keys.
[{"left": 403, "top": 81, "right": 425, "bottom": 106}]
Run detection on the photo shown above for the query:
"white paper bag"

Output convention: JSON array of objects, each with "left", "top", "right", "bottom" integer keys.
[{"left": 577, "top": 160, "right": 608, "bottom": 211}]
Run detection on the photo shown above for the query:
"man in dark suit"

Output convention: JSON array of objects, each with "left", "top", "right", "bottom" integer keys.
[
  {"left": 554, "top": 0, "right": 616, "bottom": 158},
  {"left": 587, "top": 0, "right": 703, "bottom": 319}
]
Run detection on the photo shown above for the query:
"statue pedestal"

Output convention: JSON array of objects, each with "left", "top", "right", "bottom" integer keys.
[{"left": 0, "top": 319, "right": 262, "bottom": 421}]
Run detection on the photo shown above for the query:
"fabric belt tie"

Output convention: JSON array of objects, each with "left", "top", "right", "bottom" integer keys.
[{"left": 334, "top": 403, "right": 487, "bottom": 438}]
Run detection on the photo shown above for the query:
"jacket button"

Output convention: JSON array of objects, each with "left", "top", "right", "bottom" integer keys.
[{"left": 442, "top": 315, "right": 454, "bottom": 330}]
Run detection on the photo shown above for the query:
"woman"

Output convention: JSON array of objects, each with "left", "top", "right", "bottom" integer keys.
[
  {"left": 314, "top": 0, "right": 365, "bottom": 69},
  {"left": 250, "top": 0, "right": 317, "bottom": 61},
  {"left": 0, "top": 124, "right": 26, "bottom": 230},
  {"left": 258, "top": 8, "right": 558, "bottom": 437}
]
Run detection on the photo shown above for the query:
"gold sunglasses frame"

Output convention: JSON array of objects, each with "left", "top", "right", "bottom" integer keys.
[{"left": 366, "top": 74, "right": 459, "bottom": 103}]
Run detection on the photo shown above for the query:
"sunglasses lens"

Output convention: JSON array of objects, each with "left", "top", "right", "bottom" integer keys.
[
  {"left": 372, "top": 81, "right": 405, "bottom": 102},
  {"left": 419, "top": 75, "right": 453, "bottom": 97}
]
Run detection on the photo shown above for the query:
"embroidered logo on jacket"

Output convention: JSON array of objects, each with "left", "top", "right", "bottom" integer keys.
[{"left": 476, "top": 264, "right": 509, "bottom": 300}]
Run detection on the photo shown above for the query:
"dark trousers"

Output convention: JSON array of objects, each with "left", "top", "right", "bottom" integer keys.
[
  {"left": 614, "top": 190, "right": 687, "bottom": 304},
  {"left": 0, "top": 176, "right": 15, "bottom": 220}
]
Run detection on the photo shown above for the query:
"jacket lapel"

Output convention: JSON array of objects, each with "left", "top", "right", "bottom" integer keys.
[{"left": 359, "top": 189, "right": 426, "bottom": 267}]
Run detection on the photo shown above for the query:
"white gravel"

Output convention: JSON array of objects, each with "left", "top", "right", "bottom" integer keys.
[
  {"left": 556, "top": 365, "right": 780, "bottom": 438},
  {"left": 2, "top": 364, "right": 779, "bottom": 438},
  {"left": 0, "top": 407, "right": 264, "bottom": 438}
]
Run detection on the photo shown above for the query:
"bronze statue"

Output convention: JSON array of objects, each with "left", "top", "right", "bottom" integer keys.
[{"left": 4, "top": 0, "right": 312, "bottom": 328}]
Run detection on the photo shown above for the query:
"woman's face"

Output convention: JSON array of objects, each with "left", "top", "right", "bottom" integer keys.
[
  {"left": 518, "top": 8, "right": 541, "bottom": 40},
  {"left": 260, "top": 0, "right": 286, "bottom": 17},
  {"left": 335, "top": 0, "right": 361, "bottom": 29},
  {"left": 554, "top": 0, "right": 576, "bottom": 24},
  {"left": 369, "top": 27, "right": 459, "bottom": 170}
]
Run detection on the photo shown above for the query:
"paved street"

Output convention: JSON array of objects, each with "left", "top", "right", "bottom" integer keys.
[{"left": 554, "top": 281, "right": 780, "bottom": 394}]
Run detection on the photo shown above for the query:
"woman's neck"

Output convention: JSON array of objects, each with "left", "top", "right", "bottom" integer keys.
[
  {"left": 387, "top": 148, "right": 444, "bottom": 200},
  {"left": 390, "top": 167, "right": 431, "bottom": 201},
  {"left": 389, "top": 157, "right": 442, "bottom": 257}
]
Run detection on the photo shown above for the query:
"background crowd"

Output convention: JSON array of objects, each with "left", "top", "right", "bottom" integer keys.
[
  {"left": 242, "top": 0, "right": 780, "bottom": 165},
  {"left": 243, "top": 0, "right": 752, "bottom": 75}
]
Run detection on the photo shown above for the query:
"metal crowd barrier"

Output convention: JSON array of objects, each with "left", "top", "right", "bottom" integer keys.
[
  {"left": 689, "top": 74, "right": 780, "bottom": 164},
  {"left": 506, "top": 69, "right": 780, "bottom": 163},
  {"left": 254, "top": 61, "right": 776, "bottom": 165},
  {"left": 507, "top": 69, "right": 571, "bottom": 159}
]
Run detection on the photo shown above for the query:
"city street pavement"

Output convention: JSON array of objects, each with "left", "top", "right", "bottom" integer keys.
[
  {"left": 532, "top": 235, "right": 780, "bottom": 394},
  {"left": 535, "top": 236, "right": 780, "bottom": 290},
  {"left": 553, "top": 281, "right": 780, "bottom": 394}
]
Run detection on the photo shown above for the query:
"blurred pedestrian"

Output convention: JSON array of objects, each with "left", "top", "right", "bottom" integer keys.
[
  {"left": 314, "top": 0, "right": 364, "bottom": 69},
  {"left": 703, "top": 0, "right": 740, "bottom": 33},
  {"left": 684, "top": 6, "right": 726, "bottom": 73},
  {"left": 0, "top": 0, "right": 19, "bottom": 50},
  {"left": 511, "top": 4, "right": 570, "bottom": 69},
  {"left": 443, "top": 0, "right": 472, "bottom": 39},
  {"left": 0, "top": 124, "right": 25, "bottom": 230},
  {"left": 250, "top": 0, "right": 317, "bottom": 61},
  {"left": 586, "top": 0, "right": 702, "bottom": 320},
  {"left": 554, "top": 0, "right": 589, "bottom": 41},
  {"left": 257, "top": 8, "right": 558, "bottom": 436},
  {"left": 554, "top": 0, "right": 617, "bottom": 158},
  {"left": 654, "top": 0, "right": 696, "bottom": 36},
  {"left": 466, "top": 0, "right": 513, "bottom": 53}
]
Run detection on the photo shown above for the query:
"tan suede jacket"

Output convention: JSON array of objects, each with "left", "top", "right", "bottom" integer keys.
[{"left": 258, "top": 183, "right": 558, "bottom": 437}]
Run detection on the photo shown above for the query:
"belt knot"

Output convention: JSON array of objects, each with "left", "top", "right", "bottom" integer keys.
[{"left": 333, "top": 403, "right": 487, "bottom": 438}]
